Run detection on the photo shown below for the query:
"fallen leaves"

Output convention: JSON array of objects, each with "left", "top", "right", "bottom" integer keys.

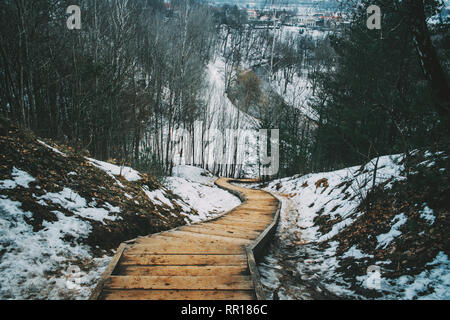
[
  {"left": 0, "top": 125, "right": 191, "bottom": 253},
  {"left": 315, "top": 178, "right": 329, "bottom": 189}
]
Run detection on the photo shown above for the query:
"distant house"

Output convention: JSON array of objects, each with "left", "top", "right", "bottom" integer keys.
[
  {"left": 295, "top": 15, "right": 317, "bottom": 27},
  {"left": 247, "top": 9, "right": 259, "bottom": 20},
  {"left": 315, "top": 19, "right": 325, "bottom": 27},
  {"left": 318, "top": 15, "right": 344, "bottom": 28}
]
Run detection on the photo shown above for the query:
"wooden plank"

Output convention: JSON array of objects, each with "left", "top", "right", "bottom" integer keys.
[
  {"left": 246, "top": 247, "right": 266, "bottom": 300},
  {"left": 186, "top": 223, "right": 262, "bottom": 231},
  {"left": 200, "top": 226, "right": 265, "bottom": 235},
  {"left": 91, "top": 177, "right": 281, "bottom": 301},
  {"left": 230, "top": 215, "right": 273, "bottom": 221},
  {"left": 250, "top": 201, "right": 282, "bottom": 262},
  {"left": 227, "top": 211, "right": 275, "bottom": 218},
  {"left": 134, "top": 234, "right": 241, "bottom": 247},
  {"left": 232, "top": 205, "right": 277, "bottom": 211},
  {"left": 117, "top": 265, "right": 249, "bottom": 276},
  {"left": 178, "top": 227, "right": 258, "bottom": 240},
  {"left": 236, "top": 207, "right": 276, "bottom": 213},
  {"left": 89, "top": 243, "right": 127, "bottom": 300},
  {"left": 120, "top": 254, "right": 248, "bottom": 266},
  {"left": 216, "top": 216, "right": 271, "bottom": 223},
  {"left": 215, "top": 178, "right": 281, "bottom": 301},
  {"left": 101, "top": 290, "right": 255, "bottom": 300},
  {"left": 206, "top": 221, "right": 267, "bottom": 230},
  {"left": 105, "top": 275, "right": 254, "bottom": 290},
  {"left": 161, "top": 230, "right": 253, "bottom": 245},
  {"left": 182, "top": 225, "right": 260, "bottom": 239},
  {"left": 211, "top": 219, "right": 269, "bottom": 229},
  {"left": 125, "top": 242, "right": 245, "bottom": 255},
  {"left": 201, "top": 224, "right": 264, "bottom": 235}
]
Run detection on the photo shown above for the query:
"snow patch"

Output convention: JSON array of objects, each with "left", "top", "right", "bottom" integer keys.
[
  {"left": 0, "top": 197, "right": 110, "bottom": 299},
  {"left": 87, "top": 158, "right": 141, "bottom": 182},
  {"left": 143, "top": 187, "right": 174, "bottom": 209},
  {"left": 376, "top": 213, "right": 407, "bottom": 249},
  {"left": 38, "top": 188, "right": 122, "bottom": 224},
  {"left": 420, "top": 205, "right": 436, "bottom": 225},
  {"left": 37, "top": 140, "right": 67, "bottom": 157},
  {"left": 0, "top": 167, "right": 35, "bottom": 189}
]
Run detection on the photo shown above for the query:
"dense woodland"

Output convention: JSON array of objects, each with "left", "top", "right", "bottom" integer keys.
[
  {"left": 1, "top": 0, "right": 449, "bottom": 180},
  {"left": 310, "top": 0, "right": 450, "bottom": 172}
]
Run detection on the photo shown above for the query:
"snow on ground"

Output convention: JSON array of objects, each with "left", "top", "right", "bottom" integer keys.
[
  {"left": 206, "top": 59, "right": 259, "bottom": 130},
  {"left": 0, "top": 160, "right": 241, "bottom": 300},
  {"left": 376, "top": 213, "right": 407, "bottom": 249},
  {"left": 0, "top": 167, "right": 35, "bottom": 190},
  {"left": 140, "top": 58, "right": 261, "bottom": 179},
  {"left": 204, "top": 59, "right": 261, "bottom": 178},
  {"left": 390, "top": 252, "right": 450, "bottom": 300},
  {"left": 0, "top": 165, "right": 121, "bottom": 299},
  {"left": 165, "top": 165, "right": 241, "bottom": 224},
  {"left": 0, "top": 196, "right": 110, "bottom": 299},
  {"left": 280, "top": 26, "right": 330, "bottom": 41},
  {"left": 270, "top": 70, "right": 318, "bottom": 121},
  {"left": 37, "top": 140, "right": 67, "bottom": 157},
  {"left": 38, "top": 187, "right": 122, "bottom": 224},
  {"left": 143, "top": 187, "right": 174, "bottom": 209},
  {"left": 87, "top": 158, "right": 142, "bottom": 182},
  {"left": 172, "top": 165, "right": 216, "bottom": 186},
  {"left": 420, "top": 205, "right": 436, "bottom": 225},
  {"left": 255, "top": 154, "right": 449, "bottom": 300},
  {"left": 264, "top": 154, "right": 405, "bottom": 243},
  {"left": 254, "top": 25, "right": 329, "bottom": 122}
]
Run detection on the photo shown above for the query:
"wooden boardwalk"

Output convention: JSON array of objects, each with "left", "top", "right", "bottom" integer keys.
[{"left": 90, "top": 178, "right": 280, "bottom": 300}]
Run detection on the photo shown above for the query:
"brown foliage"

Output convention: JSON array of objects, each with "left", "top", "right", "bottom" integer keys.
[{"left": 315, "top": 178, "right": 329, "bottom": 189}]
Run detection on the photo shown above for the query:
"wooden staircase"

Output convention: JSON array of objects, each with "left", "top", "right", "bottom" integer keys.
[{"left": 90, "top": 178, "right": 280, "bottom": 300}]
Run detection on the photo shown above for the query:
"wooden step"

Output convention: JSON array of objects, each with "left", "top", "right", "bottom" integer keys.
[
  {"left": 128, "top": 236, "right": 244, "bottom": 254},
  {"left": 101, "top": 290, "right": 255, "bottom": 300},
  {"left": 105, "top": 275, "right": 254, "bottom": 290},
  {"left": 211, "top": 219, "right": 269, "bottom": 229},
  {"left": 178, "top": 227, "right": 258, "bottom": 240},
  {"left": 126, "top": 243, "right": 245, "bottom": 255},
  {"left": 181, "top": 225, "right": 260, "bottom": 239},
  {"left": 198, "top": 223, "right": 264, "bottom": 234},
  {"left": 91, "top": 177, "right": 280, "bottom": 301},
  {"left": 116, "top": 265, "right": 249, "bottom": 276},
  {"left": 120, "top": 254, "right": 249, "bottom": 266},
  {"left": 161, "top": 230, "right": 253, "bottom": 245}
]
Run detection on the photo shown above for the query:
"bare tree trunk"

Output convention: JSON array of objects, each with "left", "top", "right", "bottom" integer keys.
[{"left": 406, "top": 0, "right": 449, "bottom": 122}]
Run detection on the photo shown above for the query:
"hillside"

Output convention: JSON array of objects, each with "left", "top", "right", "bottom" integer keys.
[
  {"left": 252, "top": 152, "right": 449, "bottom": 300},
  {"left": 0, "top": 121, "right": 240, "bottom": 299},
  {"left": 0, "top": 0, "right": 448, "bottom": 302}
]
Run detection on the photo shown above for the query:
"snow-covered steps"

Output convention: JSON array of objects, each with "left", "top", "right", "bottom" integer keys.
[{"left": 90, "top": 178, "right": 280, "bottom": 300}]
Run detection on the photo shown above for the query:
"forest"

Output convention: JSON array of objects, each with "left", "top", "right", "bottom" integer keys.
[
  {"left": 0, "top": 0, "right": 449, "bottom": 302},
  {"left": 1, "top": 0, "right": 448, "bottom": 180}
]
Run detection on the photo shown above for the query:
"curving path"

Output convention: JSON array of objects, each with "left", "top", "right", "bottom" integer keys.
[{"left": 90, "top": 178, "right": 280, "bottom": 300}]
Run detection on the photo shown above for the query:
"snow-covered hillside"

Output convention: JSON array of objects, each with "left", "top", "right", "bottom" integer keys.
[
  {"left": 203, "top": 59, "right": 261, "bottom": 178},
  {"left": 254, "top": 153, "right": 449, "bottom": 300},
  {"left": 205, "top": 59, "right": 260, "bottom": 130},
  {"left": 265, "top": 26, "right": 330, "bottom": 122},
  {"left": 267, "top": 68, "right": 318, "bottom": 121},
  {"left": 0, "top": 128, "right": 240, "bottom": 300},
  {"left": 165, "top": 165, "right": 241, "bottom": 223}
]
